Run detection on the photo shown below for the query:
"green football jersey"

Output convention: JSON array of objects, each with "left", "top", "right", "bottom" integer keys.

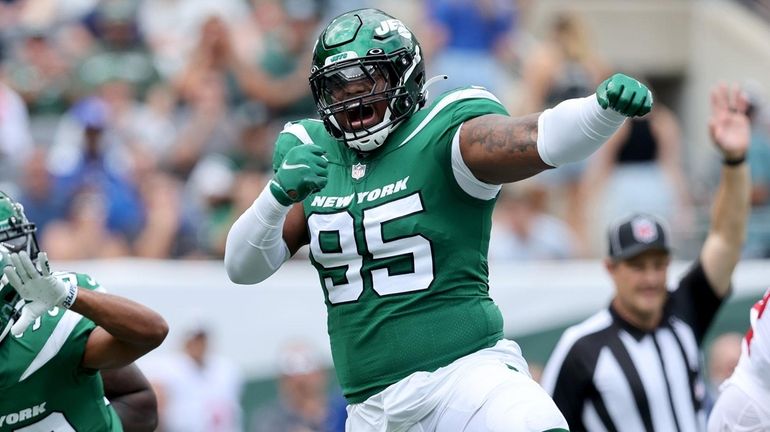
[
  {"left": 0, "top": 273, "right": 123, "bottom": 432},
  {"left": 274, "top": 87, "right": 510, "bottom": 402}
]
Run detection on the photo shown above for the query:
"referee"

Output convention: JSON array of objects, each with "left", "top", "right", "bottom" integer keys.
[{"left": 541, "top": 83, "right": 751, "bottom": 432}]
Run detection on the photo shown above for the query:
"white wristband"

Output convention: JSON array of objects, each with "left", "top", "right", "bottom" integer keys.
[
  {"left": 537, "top": 94, "right": 627, "bottom": 167},
  {"left": 60, "top": 280, "right": 78, "bottom": 309}
]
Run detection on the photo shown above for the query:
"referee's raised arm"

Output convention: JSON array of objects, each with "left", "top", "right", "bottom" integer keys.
[{"left": 699, "top": 83, "right": 751, "bottom": 298}]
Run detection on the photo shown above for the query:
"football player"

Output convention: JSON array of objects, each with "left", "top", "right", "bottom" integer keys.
[
  {"left": 708, "top": 289, "right": 770, "bottom": 431},
  {"left": 225, "top": 8, "right": 651, "bottom": 431},
  {"left": 0, "top": 192, "right": 168, "bottom": 431}
]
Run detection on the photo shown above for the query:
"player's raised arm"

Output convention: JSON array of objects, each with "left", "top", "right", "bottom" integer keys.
[
  {"left": 460, "top": 73, "right": 653, "bottom": 184},
  {"left": 4, "top": 251, "right": 168, "bottom": 370},
  {"left": 224, "top": 143, "right": 325, "bottom": 284}
]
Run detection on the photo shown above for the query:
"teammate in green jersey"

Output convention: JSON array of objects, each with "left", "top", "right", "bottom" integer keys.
[
  {"left": 0, "top": 191, "right": 169, "bottom": 431},
  {"left": 225, "top": 8, "right": 652, "bottom": 431}
]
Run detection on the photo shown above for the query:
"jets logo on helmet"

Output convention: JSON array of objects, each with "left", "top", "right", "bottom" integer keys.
[
  {"left": 374, "top": 19, "right": 412, "bottom": 39},
  {"left": 325, "top": 51, "right": 358, "bottom": 66},
  {"left": 309, "top": 9, "right": 426, "bottom": 152}
]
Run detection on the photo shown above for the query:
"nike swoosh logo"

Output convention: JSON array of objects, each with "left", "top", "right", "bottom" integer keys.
[{"left": 281, "top": 161, "right": 310, "bottom": 170}]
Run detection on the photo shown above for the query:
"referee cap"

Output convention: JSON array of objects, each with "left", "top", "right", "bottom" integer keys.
[{"left": 608, "top": 213, "right": 671, "bottom": 260}]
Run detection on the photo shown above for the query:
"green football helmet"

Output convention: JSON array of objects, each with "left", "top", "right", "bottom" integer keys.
[
  {"left": 0, "top": 248, "right": 23, "bottom": 344},
  {"left": 309, "top": 8, "right": 426, "bottom": 152},
  {"left": 0, "top": 192, "right": 39, "bottom": 344}
]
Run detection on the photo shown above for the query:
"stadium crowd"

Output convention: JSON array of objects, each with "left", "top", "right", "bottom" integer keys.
[{"left": 2, "top": 0, "right": 768, "bottom": 263}]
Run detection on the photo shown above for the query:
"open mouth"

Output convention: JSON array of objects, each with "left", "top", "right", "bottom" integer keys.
[
  {"left": 348, "top": 105, "right": 376, "bottom": 128},
  {"left": 339, "top": 101, "right": 384, "bottom": 132}
]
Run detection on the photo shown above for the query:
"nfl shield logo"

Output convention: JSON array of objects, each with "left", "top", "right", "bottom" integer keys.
[
  {"left": 351, "top": 163, "right": 366, "bottom": 180},
  {"left": 631, "top": 218, "right": 658, "bottom": 243}
]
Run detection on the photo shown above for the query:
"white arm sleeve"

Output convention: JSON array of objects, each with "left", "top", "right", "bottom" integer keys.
[
  {"left": 537, "top": 94, "right": 628, "bottom": 167},
  {"left": 224, "top": 184, "right": 291, "bottom": 284}
]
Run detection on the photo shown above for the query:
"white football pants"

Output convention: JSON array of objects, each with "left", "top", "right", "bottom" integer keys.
[{"left": 346, "top": 339, "right": 568, "bottom": 432}]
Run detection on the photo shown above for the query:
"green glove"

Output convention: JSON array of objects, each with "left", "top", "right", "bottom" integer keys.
[
  {"left": 596, "top": 73, "right": 653, "bottom": 117},
  {"left": 269, "top": 144, "right": 329, "bottom": 206}
]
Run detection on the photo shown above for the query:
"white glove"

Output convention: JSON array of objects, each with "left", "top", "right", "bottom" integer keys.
[{"left": 3, "top": 251, "right": 77, "bottom": 336}]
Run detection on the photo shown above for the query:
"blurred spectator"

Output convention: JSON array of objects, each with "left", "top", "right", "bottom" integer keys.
[
  {"left": 194, "top": 168, "right": 269, "bottom": 258},
  {"left": 424, "top": 0, "right": 518, "bottom": 98},
  {"left": 175, "top": 11, "right": 310, "bottom": 115},
  {"left": 42, "top": 186, "right": 131, "bottom": 259},
  {"left": 228, "top": 101, "right": 275, "bottom": 173},
  {"left": 520, "top": 12, "right": 607, "bottom": 113},
  {"left": 3, "top": 30, "right": 72, "bottom": 117},
  {"left": 77, "top": 0, "right": 159, "bottom": 99},
  {"left": 169, "top": 68, "right": 239, "bottom": 180},
  {"left": 147, "top": 326, "right": 244, "bottom": 432},
  {"left": 489, "top": 183, "right": 577, "bottom": 261},
  {"left": 138, "top": 0, "right": 250, "bottom": 79},
  {"left": 707, "top": 332, "right": 743, "bottom": 401},
  {"left": 579, "top": 100, "right": 693, "bottom": 257},
  {"left": 128, "top": 83, "right": 179, "bottom": 170},
  {"left": 222, "top": 2, "right": 315, "bottom": 117},
  {"left": 11, "top": 0, "right": 99, "bottom": 29},
  {"left": 744, "top": 85, "right": 770, "bottom": 257},
  {"left": 15, "top": 147, "right": 66, "bottom": 239},
  {"left": 252, "top": 340, "right": 333, "bottom": 432},
  {"left": 520, "top": 13, "right": 609, "bottom": 252},
  {"left": 187, "top": 154, "right": 237, "bottom": 256},
  {"left": 98, "top": 78, "right": 145, "bottom": 146},
  {"left": 133, "top": 171, "right": 200, "bottom": 258},
  {"left": 252, "top": 0, "right": 322, "bottom": 120},
  {"left": 48, "top": 95, "right": 127, "bottom": 173},
  {"left": 176, "top": 15, "right": 246, "bottom": 107},
  {"left": 0, "top": 81, "right": 34, "bottom": 191},
  {"left": 47, "top": 96, "right": 144, "bottom": 239}
]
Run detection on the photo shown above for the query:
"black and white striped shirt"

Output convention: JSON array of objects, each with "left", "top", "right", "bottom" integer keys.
[{"left": 541, "top": 261, "right": 725, "bottom": 432}]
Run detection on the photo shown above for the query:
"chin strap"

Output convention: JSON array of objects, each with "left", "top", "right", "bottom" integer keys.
[
  {"left": 422, "top": 75, "right": 448, "bottom": 100},
  {"left": 424, "top": 74, "right": 448, "bottom": 89}
]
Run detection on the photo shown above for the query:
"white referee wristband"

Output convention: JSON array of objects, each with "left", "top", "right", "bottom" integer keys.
[{"left": 537, "top": 94, "right": 627, "bottom": 167}]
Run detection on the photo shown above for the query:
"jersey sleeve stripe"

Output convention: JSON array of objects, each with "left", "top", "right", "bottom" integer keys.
[
  {"left": 281, "top": 122, "right": 315, "bottom": 145},
  {"left": 450, "top": 126, "right": 501, "bottom": 200},
  {"left": 19, "top": 310, "right": 84, "bottom": 381},
  {"left": 398, "top": 87, "right": 503, "bottom": 148}
]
